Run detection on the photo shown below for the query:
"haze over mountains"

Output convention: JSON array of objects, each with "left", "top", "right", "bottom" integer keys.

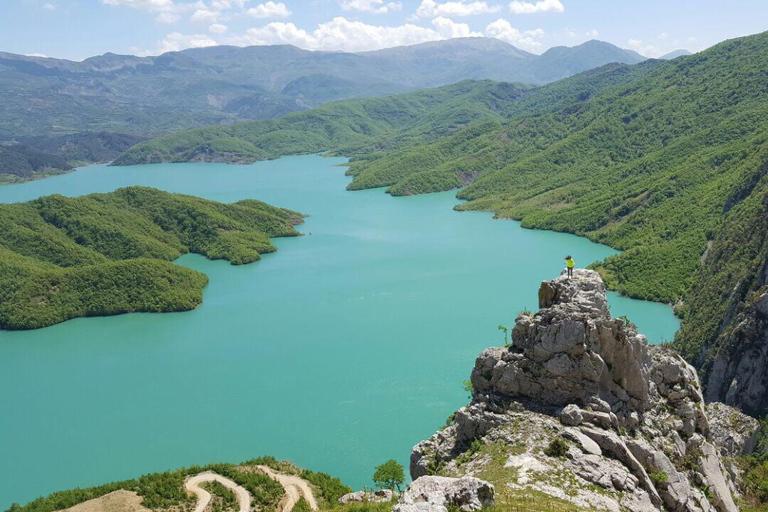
[{"left": 0, "top": 37, "right": 646, "bottom": 140}]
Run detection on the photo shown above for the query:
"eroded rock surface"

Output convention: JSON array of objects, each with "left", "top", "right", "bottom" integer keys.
[
  {"left": 393, "top": 476, "right": 494, "bottom": 512},
  {"left": 410, "top": 270, "right": 750, "bottom": 512},
  {"left": 338, "top": 489, "right": 396, "bottom": 504}
]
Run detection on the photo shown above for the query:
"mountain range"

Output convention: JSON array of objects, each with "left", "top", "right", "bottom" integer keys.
[{"left": 0, "top": 38, "right": 646, "bottom": 140}]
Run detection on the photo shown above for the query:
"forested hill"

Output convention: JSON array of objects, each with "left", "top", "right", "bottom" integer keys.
[
  {"left": 116, "top": 30, "right": 768, "bottom": 415},
  {"left": 0, "top": 187, "right": 302, "bottom": 330}
]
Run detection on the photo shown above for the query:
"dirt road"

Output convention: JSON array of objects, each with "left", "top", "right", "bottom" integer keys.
[
  {"left": 185, "top": 472, "right": 252, "bottom": 512},
  {"left": 256, "top": 466, "right": 319, "bottom": 512}
]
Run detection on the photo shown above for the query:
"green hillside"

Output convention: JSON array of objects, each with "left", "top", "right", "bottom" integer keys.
[
  {"left": 112, "top": 80, "right": 533, "bottom": 165},
  {"left": 0, "top": 187, "right": 302, "bottom": 330},
  {"left": 115, "top": 31, "right": 768, "bottom": 410}
]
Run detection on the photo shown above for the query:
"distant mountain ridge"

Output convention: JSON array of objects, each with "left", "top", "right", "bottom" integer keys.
[{"left": 0, "top": 37, "right": 646, "bottom": 141}]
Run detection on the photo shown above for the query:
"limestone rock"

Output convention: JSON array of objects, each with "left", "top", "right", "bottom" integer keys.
[
  {"left": 393, "top": 476, "right": 494, "bottom": 512},
  {"left": 338, "top": 489, "right": 395, "bottom": 504},
  {"left": 410, "top": 270, "right": 745, "bottom": 512},
  {"left": 706, "top": 402, "right": 760, "bottom": 456}
]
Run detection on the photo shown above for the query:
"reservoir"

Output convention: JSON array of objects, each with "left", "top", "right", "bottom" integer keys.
[{"left": 0, "top": 155, "right": 679, "bottom": 509}]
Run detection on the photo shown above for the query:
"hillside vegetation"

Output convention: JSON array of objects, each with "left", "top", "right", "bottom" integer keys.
[
  {"left": 116, "top": 30, "right": 768, "bottom": 411},
  {"left": 4, "top": 456, "right": 349, "bottom": 512},
  {"left": 0, "top": 187, "right": 302, "bottom": 329}
]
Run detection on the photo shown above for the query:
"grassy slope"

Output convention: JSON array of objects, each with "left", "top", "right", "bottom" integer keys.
[{"left": 0, "top": 187, "right": 302, "bottom": 330}]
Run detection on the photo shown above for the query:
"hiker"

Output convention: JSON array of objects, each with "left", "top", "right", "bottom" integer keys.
[{"left": 565, "top": 255, "right": 575, "bottom": 278}]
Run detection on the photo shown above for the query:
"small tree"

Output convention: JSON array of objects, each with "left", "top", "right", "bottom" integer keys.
[
  {"left": 498, "top": 324, "right": 509, "bottom": 345},
  {"left": 373, "top": 459, "right": 405, "bottom": 492}
]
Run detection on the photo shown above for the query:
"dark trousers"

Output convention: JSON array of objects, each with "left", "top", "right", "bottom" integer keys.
[{"left": 567, "top": 267, "right": 573, "bottom": 277}]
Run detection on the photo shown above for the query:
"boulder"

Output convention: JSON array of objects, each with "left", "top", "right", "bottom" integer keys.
[
  {"left": 393, "top": 476, "right": 494, "bottom": 512},
  {"left": 338, "top": 489, "right": 395, "bottom": 504}
]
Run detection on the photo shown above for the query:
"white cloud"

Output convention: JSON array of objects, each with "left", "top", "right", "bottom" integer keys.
[
  {"left": 190, "top": 8, "right": 221, "bottom": 22},
  {"left": 484, "top": 19, "right": 543, "bottom": 52},
  {"left": 157, "top": 11, "right": 181, "bottom": 22},
  {"left": 339, "top": 0, "right": 402, "bottom": 14},
  {"left": 627, "top": 38, "right": 663, "bottom": 58},
  {"left": 43, "top": 3, "right": 55, "bottom": 9},
  {"left": 150, "top": 32, "right": 218, "bottom": 54},
  {"left": 211, "top": 0, "right": 249, "bottom": 8},
  {"left": 508, "top": 0, "right": 563, "bottom": 14},
  {"left": 416, "top": 0, "right": 501, "bottom": 18},
  {"left": 236, "top": 16, "right": 458, "bottom": 52},
  {"left": 245, "top": 1, "right": 291, "bottom": 18},
  {"left": 209, "top": 23, "right": 228, "bottom": 33},
  {"left": 586, "top": 28, "right": 598, "bottom": 38},
  {"left": 432, "top": 16, "right": 482, "bottom": 38},
  {"left": 27, "top": 53, "right": 48, "bottom": 58}
]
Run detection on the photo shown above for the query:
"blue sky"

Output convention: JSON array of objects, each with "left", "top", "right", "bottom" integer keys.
[{"left": 2, "top": 0, "right": 768, "bottom": 60}]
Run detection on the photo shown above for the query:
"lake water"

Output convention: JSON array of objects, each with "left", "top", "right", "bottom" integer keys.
[{"left": 0, "top": 155, "right": 679, "bottom": 509}]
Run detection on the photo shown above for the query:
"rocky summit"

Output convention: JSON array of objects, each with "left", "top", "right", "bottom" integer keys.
[{"left": 404, "top": 269, "right": 759, "bottom": 512}]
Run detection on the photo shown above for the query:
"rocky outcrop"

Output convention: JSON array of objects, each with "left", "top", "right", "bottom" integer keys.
[
  {"left": 393, "top": 476, "right": 494, "bottom": 512},
  {"left": 703, "top": 289, "right": 768, "bottom": 417},
  {"left": 410, "top": 270, "right": 752, "bottom": 512},
  {"left": 338, "top": 489, "right": 395, "bottom": 504}
]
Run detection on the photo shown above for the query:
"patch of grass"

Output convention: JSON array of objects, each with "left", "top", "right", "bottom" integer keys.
[{"left": 648, "top": 471, "right": 669, "bottom": 486}]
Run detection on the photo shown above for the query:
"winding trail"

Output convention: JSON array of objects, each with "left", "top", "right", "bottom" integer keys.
[
  {"left": 184, "top": 467, "right": 318, "bottom": 512},
  {"left": 185, "top": 472, "right": 252, "bottom": 512},
  {"left": 256, "top": 466, "right": 319, "bottom": 512}
]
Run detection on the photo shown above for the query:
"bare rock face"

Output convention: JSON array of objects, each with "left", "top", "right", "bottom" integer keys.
[
  {"left": 338, "top": 489, "right": 395, "bottom": 504},
  {"left": 393, "top": 476, "right": 494, "bottom": 512},
  {"left": 411, "top": 270, "right": 748, "bottom": 512}
]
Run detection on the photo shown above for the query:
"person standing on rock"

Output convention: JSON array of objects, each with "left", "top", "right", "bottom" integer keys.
[{"left": 565, "top": 255, "right": 575, "bottom": 278}]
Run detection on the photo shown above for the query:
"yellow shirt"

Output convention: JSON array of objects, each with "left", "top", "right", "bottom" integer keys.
[{"left": 566, "top": 258, "right": 575, "bottom": 268}]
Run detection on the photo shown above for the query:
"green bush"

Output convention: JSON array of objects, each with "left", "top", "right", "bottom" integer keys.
[{"left": 543, "top": 437, "right": 569, "bottom": 458}]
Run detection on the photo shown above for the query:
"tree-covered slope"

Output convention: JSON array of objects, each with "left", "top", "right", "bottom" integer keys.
[
  {"left": 0, "top": 187, "right": 302, "bottom": 330},
  {"left": 0, "top": 133, "right": 146, "bottom": 183},
  {"left": 112, "top": 80, "right": 532, "bottom": 165}
]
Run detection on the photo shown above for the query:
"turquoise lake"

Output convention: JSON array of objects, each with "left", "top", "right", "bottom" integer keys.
[{"left": 0, "top": 155, "right": 679, "bottom": 509}]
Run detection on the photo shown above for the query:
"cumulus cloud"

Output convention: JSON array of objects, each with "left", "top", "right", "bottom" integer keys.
[
  {"left": 209, "top": 23, "right": 228, "bottom": 33},
  {"left": 416, "top": 0, "right": 501, "bottom": 18},
  {"left": 627, "top": 38, "right": 663, "bottom": 58},
  {"left": 152, "top": 32, "right": 218, "bottom": 53},
  {"left": 339, "top": 0, "right": 402, "bottom": 14},
  {"left": 508, "top": 0, "right": 563, "bottom": 14},
  {"left": 235, "top": 16, "right": 459, "bottom": 52},
  {"left": 484, "top": 19, "right": 544, "bottom": 51},
  {"left": 432, "top": 16, "right": 481, "bottom": 38},
  {"left": 43, "top": 3, "right": 55, "bottom": 9},
  {"left": 245, "top": 1, "right": 291, "bottom": 18},
  {"left": 586, "top": 28, "right": 598, "bottom": 38},
  {"left": 190, "top": 8, "right": 222, "bottom": 22}
]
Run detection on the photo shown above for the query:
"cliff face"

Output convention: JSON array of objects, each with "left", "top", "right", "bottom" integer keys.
[
  {"left": 409, "top": 270, "right": 758, "bottom": 512},
  {"left": 674, "top": 163, "right": 768, "bottom": 417}
]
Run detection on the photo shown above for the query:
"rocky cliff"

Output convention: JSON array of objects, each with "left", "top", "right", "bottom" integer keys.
[{"left": 407, "top": 270, "right": 759, "bottom": 512}]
